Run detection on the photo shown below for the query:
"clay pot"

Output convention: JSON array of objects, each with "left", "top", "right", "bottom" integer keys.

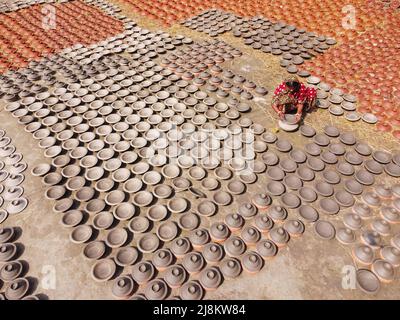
[
  {"left": 132, "top": 261, "right": 155, "bottom": 285},
  {"left": 171, "top": 237, "right": 191, "bottom": 258},
  {"left": 152, "top": 249, "right": 174, "bottom": 271},
  {"left": 314, "top": 220, "right": 336, "bottom": 240},
  {"left": 106, "top": 228, "right": 128, "bottom": 248},
  {"left": 83, "top": 241, "right": 106, "bottom": 260},
  {"left": 241, "top": 251, "right": 264, "bottom": 273},
  {"left": 112, "top": 275, "right": 135, "bottom": 299},
  {"left": 182, "top": 252, "right": 205, "bottom": 274},
  {"left": 5, "top": 277, "right": 29, "bottom": 300},
  {"left": 356, "top": 269, "right": 380, "bottom": 294},
  {"left": 0, "top": 261, "right": 23, "bottom": 282},
  {"left": 199, "top": 266, "right": 223, "bottom": 291},
  {"left": 164, "top": 264, "right": 187, "bottom": 288},
  {"left": 157, "top": 221, "right": 179, "bottom": 242},
  {"left": 179, "top": 280, "right": 204, "bottom": 300},
  {"left": 0, "top": 227, "right": 15, "bottom": 244},
  {"left": 91, "top": 259, "right": 116, "bottom": 282},
  {"left": 138, "top": 233, "right": 160, "bottom": 253}
]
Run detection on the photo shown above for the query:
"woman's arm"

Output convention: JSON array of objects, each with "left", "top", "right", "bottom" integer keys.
[
  {"left": 272, "top": 102, "right": 285, "bottom": 119},
  {"left": 295, "top": 102, "right": 304, "bottom": 122}
]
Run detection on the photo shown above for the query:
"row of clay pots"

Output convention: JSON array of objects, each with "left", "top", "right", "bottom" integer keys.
[
  {"left": 0, "top": 130, "right": 28, "bottom": 224},
  {"left": 0, "top": 226, "right": 41, "bottom": 300}
]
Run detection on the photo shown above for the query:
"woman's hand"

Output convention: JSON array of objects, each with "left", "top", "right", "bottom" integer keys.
[
  {"left": 295, "top": 113, "right": 302, "bottom": 123},
  {"left": 278, "top": 110, "right": 285, "bottom": 120}
]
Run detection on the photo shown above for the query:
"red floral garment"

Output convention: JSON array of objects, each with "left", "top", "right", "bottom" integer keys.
[{"left": 273, "top": 82, "right": 317, "bottom": 104}]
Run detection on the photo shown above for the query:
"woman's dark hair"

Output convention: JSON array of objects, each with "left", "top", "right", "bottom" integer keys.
[{"left": 285, "top": 80, "right": 301, "bottom": 92}]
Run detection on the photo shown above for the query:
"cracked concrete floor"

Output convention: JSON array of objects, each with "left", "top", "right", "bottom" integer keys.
[{"left": 1, "top": 7, "right": 400, "bottom": 300}]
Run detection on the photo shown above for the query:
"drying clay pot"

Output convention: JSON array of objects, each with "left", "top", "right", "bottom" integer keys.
[
  {"left": 220, "top": 258, "right": 242, "bottom": 279},
  {"left": 314, "top": 220, "right": 335, "bottom": 240},
  {"left": 356, "top": 269, "right": 380, "bottom": 294},
  {"left": 182, "top": 252, "right": 205, "bottom": 274},
  {"left": 241, "top": 226, "right": 261, "bottom": 245},
  {"left": 157, "top": 221, "right": 179, "bottom": 242},
  {"left": 256, "top": 239, "right": 278, "bottom": 258},
  {"left": 115, "top": 247, "right": 139, "bottom": 267},
  {"left": 335, "top": 190, "right": 355, "bottom": 207},
  {"left": 129, "top": 216, "right": 150, "bottom": 234},
  {"left": 199, "top": 266, "right": 223, "bottom": 290},
  {"left": 290, "top": 149, "right": 307, "bottom": 163},
  {"left": 91, "top": 259, "right": 116, "bottom": 282},
  {"left": 280, "top": 192, "right": 301, "bottom": 209},
  {"left": 171, "top": 238, "right": 191, "bottom": 258},
  {"left": 300, "top": 125, "right": 316, "bottom": 137},
  {"left": 83, "top": 241, "right": 106, "bottom": 260},
  {"left": 353, "top": 244, "right": 375, "bottom": 265},
  {"left": 61, "top": 210, "right": 83, "bottom": 228},
  {"left": 7, "top": 196, "right": 29, "bottom": 214},
  {"left": 283, "top": 219, "right": 305, "bottom": 237},
  {"left": 152, "top": 249, "right": 174, "bottom": 271},
  {"left": 0, "top": 227, "right": 15, "bottom": 244},
  {"left": 335, "top": 227, "right": 356, "bottom": 245},
  {"left": 197, "top": 200, "right": 217, "bottom": 217},
  {"left": 132, "top": 191, "right": 153, "bottom": 207},
  {"left": 371, "top": 260, "right": 395, "bottom": 283},
  {"left": 380, "top": 207, "right": 400, "bottom": 224},
  {"left": 237, "top": 203, "right": 257, "bottom": 219},
  {"left": 371, "top": 219, "right": 391, "bottom": 236},
  {"left": 364, "top": 160, "right": 383, "bottom": 175},
  {"left": 5, "top": 277, "right": 29, "bottom": 300},
  {"left": 298, "top": 205, "right": 319, "bottom": 222},
  {"left": 241, "top": 251, "right": 263, "bottom": 273},
  {"left": 202, "top": 243, "right": 224, "bottom": 263},
  {"left": 224, "top": 236, "right": 246, "bottom": 257},
  {"left": 296, "top": 166, "right": 315, "bottom": 181},
  {"left": 319, "top": 198, "right": 340, "bottom": 215},
  {"left": 362, "top": 192, "right": 381, "bottom": 207},
  {"left": 210, "top": 222, "right": 230, "bottom": 242},
  {"left": 132, "top": 261, "right": 155, "bottom": 285},
  {"left": 179, "top": 280, "right": 204, "bottom": 300},
  {"left": 189, "top": 228, "right": 211, "bottom": 248},
  {"left": 252, "top": 193, "right": 272, "bottom": 209},
  {"left": 0, "top": 261, "right": 23, "bottom": 282},
  {"left": 138, "top": 233, "right": 160, "bottom": 253},
  {"left": 164, "top": 265, "right": 187, "bottom": 288},
  {"left": 106, "top": 228, "right": 128, "bottom": 248},
  {"left": 344, "top": 179, "right": 363, "bottom": 195},
  {"left": 112, "top": 276, "right": 135, "bottom": 299},
  {"left": 269, "top": 227, "right": 290, "bottom": 246},
  {"left": 167, "top": 197, "right": 188, "bottom": 213},
  {"left": 336, "top": 162, "right": 355, "bottom": 176},
  {"left": 380, "top": 246, "right": 400, "bottom": 267},
  {"left": 70, "top": 225, "right": 93, "bottom": 244},
  {"left": 361, "top": 231, "right": 382, "bottom": 248},
  {"left": 225, "top": 213, "right": 245, "bottom": 231},
  {"left": 375, "top": 185, "right": 393, "bottom": 199},
  {"left": 144, "top": 279, "right": 169, "bottom": 300},
  {"left": 275, "top": 139, "right": 292, "bottom": 152},
  {"left": 31, "top": 163, "right": 51, "bottom": 177}
]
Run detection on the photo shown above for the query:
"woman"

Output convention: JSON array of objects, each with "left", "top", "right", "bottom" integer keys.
[{"left": 271, "top": 76, "right": 317, "bottom": 123}]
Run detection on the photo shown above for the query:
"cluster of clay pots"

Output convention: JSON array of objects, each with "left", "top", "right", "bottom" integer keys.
[
  {"left": 183, "top": 9, "right": 336, "bottom": 75},
  {"left": 0, "top": 226, "right": 42, "bottom": 300},
  {"left": 161, "top": 39, "right": 269, "bottom": 102},
  {"left": 0, "top": 130, "right": 28, "bottom": 224},
  {"left": 0, "top": 0, "right": 123, "bottom": 73},
  {"left": 303, "top": 21, "right": 400, "bottom": 138}
]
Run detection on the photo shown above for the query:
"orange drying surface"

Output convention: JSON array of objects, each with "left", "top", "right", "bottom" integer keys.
[{"left": 0, "top": 0, "right": 124, "bottom": 73}]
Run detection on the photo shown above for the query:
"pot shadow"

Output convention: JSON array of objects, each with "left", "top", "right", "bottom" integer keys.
[
  {"left": 10, "top": 226, "right": 23, "bottom": 242},
  {"left": 14, "top": 243, "right": 25, "bottom": 260}
]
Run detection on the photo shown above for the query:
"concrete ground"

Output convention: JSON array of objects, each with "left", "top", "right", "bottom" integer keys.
[{"left": 1, "top": 4, "right": 399, "bottom": 300}]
